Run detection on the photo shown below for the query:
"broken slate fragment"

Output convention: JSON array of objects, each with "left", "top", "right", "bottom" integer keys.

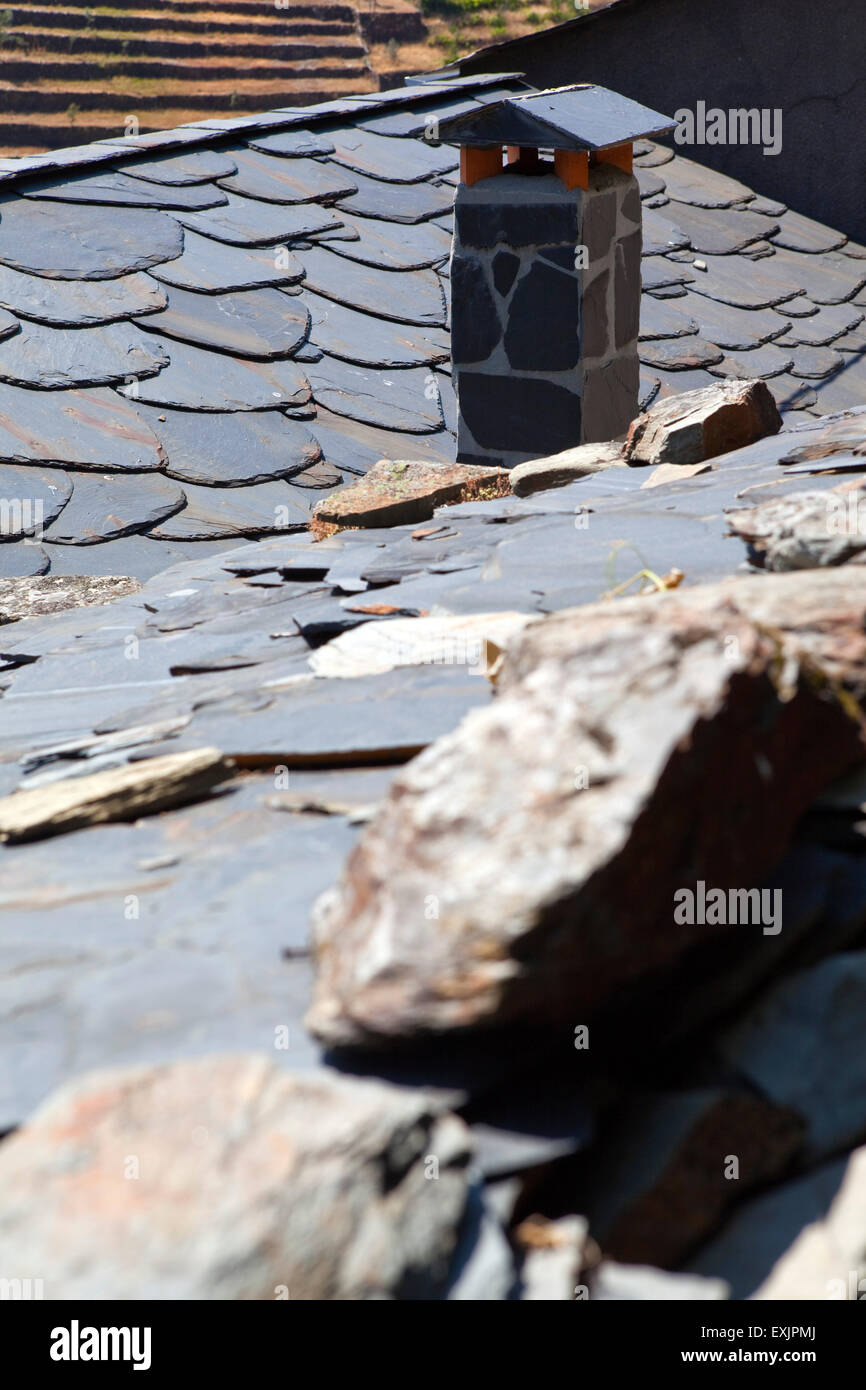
[
  {"left": 510, "top": 442, "right": 624, "bottom": 497},
  {"left": 0, "top": 747, "right": 234, "bottom": 843},
  {"left": 626, "top": 379, "right": 781, "bottom": 465},
  {"left": 313, "top": 458, "right": 509, "bottom": 528}
]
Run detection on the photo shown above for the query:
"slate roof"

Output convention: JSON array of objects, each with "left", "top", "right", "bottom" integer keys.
[{"left": 0, "top": 73, "right": 864, "bottom": 582}]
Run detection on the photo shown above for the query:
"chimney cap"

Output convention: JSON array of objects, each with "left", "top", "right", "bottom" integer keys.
[{"left": 437, "top": 83, "right": 676, "bottom": 152}]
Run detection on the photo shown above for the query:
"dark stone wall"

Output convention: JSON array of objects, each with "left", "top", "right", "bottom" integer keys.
[{"left": 456, "top": 0, "right": 866, "bottom": 244}]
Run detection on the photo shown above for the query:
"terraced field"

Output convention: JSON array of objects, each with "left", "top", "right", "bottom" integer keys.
[{"left": 0, "top": 0, "right": 385, "bottom": 153}]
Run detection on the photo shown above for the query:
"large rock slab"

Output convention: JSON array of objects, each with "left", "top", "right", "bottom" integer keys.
[
  {"left": 313, "top": 458, "right": 508, "bottom": 529},
  {"left": 0, "top": 1055, "right": 473, "bottom": 1299},
  {"left": 306, "top": 568, "right": 866, "bottom": 1047},
  {"left": 626, "top": 379, "right": 782, "bottom": 466},
  {"left": 727, "top": 484, "right": 866, "bottom": 571},
  {"left": 755, "top": 1145, "right": 866, "bottom": 1300}
]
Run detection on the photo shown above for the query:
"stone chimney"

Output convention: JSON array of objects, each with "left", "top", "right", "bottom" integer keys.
[{"left": 439, "top": 85, "right": 675, "bottom": 468}]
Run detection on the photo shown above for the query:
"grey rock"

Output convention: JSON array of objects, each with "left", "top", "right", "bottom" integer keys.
[
  {"left": 0, "top": 574, "right": 139, "bottom": 627},
  {"left": 510, "top": 442, "right": 624, "bottom": 496},
  {"left": 0, "top": 1055, "right": 473, "bottom": 1299},
  {"left": 626, "top": 379, "right": 781, "bottom": 465}
]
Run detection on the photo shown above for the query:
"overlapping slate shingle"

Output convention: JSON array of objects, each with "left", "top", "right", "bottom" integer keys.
[
  {"left": 0, "top": 81, "right": 860, "bottom": 585},
  {"left": 41, "top": 471, "right": 185, "bottom": 545}
]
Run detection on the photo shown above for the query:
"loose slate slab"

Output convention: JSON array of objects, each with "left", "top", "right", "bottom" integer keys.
[
  {"left": 0, "top": 321, "right": 169, "bottom": 390},
  {"left": 135, "top": 284, "right": 310, "bottom": 360},
  {"left": 0, "top": 198, "right": 184, "bottom": 280},
  {"left": 135, "top": 404, "right": 320, "bottom": 485},
  {"left": 42, "top": 471, "right": 185, "bottom": 545},
  {"left": 307, "top": 359, "right": 445, "bottom": 433},
  {"left": 148, "top": 228, "right": 304, "bottom": 294},
  {"left": 115, "top": 150, "right": 240, "bottom": 186},
  {"left": 121, "top": 339, "right": 311, "bottom": 412},
  {"left": 0, "top": 463, "right": 71, "bottom": 536},
  {"left": 653, "top": 201, "right": 778, "bottom": 256},
  {"left": 0, "top": 384, "right": 166, "bottom": 471},
  {"left": 323, "top": 210, "right": 452, "bottom": 271},
  {"left": 297, "top": 245, "right": 447, "bottom": 327},
  {"left": 335, "top": 168, "right": 454, "bottom": 225},
  {"left": 306, "top": 569, "right": 866, "bottom": 1047},
  {"left": 218, "top": 150, "right": 357, "bottom": 205},
  {"left": 149, "top": 478, "right": 310, "bottom": 540},
  {"left": 249, "top": 130, "right": 336, "bottom": 158},
  {"left": 329, "top": 127, "right": 457, "bottom": 184},
  {"left": 0, "top": 263, "right": 166, "bottom": 326},
  {"left": 311, "top": 406, "right": 454, "bottom": 476},
  {"left": 177, "top": 192, "right": 343, "bottom": 247},
  {"left": 20, "top": 171, "right": 228, "bottom": 212},
  {"left": 305, "top": 292, "right": 449, "bottom": 368},
  {"left": 0, "top": 747, "right": 234, "bottom": 843},
  {"left": 313, "top": 458, "right": 508, "bottom": 528}
]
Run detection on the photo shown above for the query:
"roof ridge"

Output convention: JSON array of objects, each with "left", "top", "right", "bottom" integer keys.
[{"left": 0, "top": 71, "right": 527, "bottom": 192}]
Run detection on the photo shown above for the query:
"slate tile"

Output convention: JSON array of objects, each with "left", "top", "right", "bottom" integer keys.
[
  {"left": 41, "top": 471, "right": 185, "bottom": 545},
  {"left": 0, "top": 463, "right": 71, "bottom": 538},
  {"left": 334, "top": 168, "right": 454, "bottom": 225},
  {"left": 787, "top": 344, "right": 846, "bottom": 380},
  {"left": 358, "top": 95, "right": 483, "bottom": 138},
  {"left": 147, "top": 228, "right": 304, "bottom": 294},
  {"left": 323, "top": 209, "right": 452, "bottom": 270},
  {"left": 680, "top": 290, "right": 793, "bottom": 349},
  {"left": 134, "top": 404, "right": 320, "bottom": 485},
  {"left": 176, "top": 192, "right": 343, "bottom": 246},
  {"left": 749, "top": 196, "right": 787, "bottom": 217},
  {"left": 769, "top": 249, "right": 866, "bottom": 305},
  {"left": 0, "top": 198, "right": 184, "bottom": 280},
  {"left": 768, "top": 375, "right": 818, "bottom": 412},
  {"left": 708, "top": 343, "right": 796, "bottom": 379},
  {"left": 295, "top": 244, "right": 447, "bottom": 326},
  {"left": 120, "top": 339, "right": 311, "bottom": 412},
  {"left": 641, "top": 209, "right": 690, "bottom": 255},
  {"left": 810, "top": 368, "right": 866, "bottom": 414},
  {"left": 776, "top": 295, "right": 818, "bottom": 318},
  {"left": 652, "top": 201, "right": 779, "bottom": 255},
  {"left": 329, "top": 127, "right": 457, "bottom": 184},
  {"left": 20, "top": 171, "right": 228, "bottom": 212},
  {"left": 43, "top": 535, "right": 240, "bottom": 582},
  {"left": 641, "top": 261, "right": 694, "bottom": 291},
  {"left": 310, "top": 405, "right": 454, "bottom": 476},
  {"left": 115, "top": 150, "right": 240, "bottom": 185},
  {"left": 135, "top": 284, "right": 311, "bottom": 360},
  {"left": 307, "top": 359, "right": 445, "bottom": 433},
  {"left": 638, "top": 296, "right": 699, "bottom": 340},
  {"left": 0, "top": 321, "right": 169, "bottom": 390},
  {"left": 0, "top": 542, "right": 49, "bottom": 578},
  {"left": 217, "top": 150, "right": 357, "bottom": 205},
  {"left": 639, "top": 335, "right": 724, "bottom": 370},
  {"left": 149, "top": 478, "right": 310, "bottom": 540},
  {"left": 0, "top": 384, "right": 165, "bottom": 471},
  {"left": 770, "top": 211, "right": 848, "bottom": 255},
  {"left": 0, "top": 307, "right": 18, "bottom": 340},
  {"left": 635, "top": 167, "right": 665, "bottom": 200},
  {"left": 303, "top": 291, "right": 449, "bottom": 368},
  {"left": 633, "top": 142, "right": 675, "bottom": 167},
  {"left": 0, "top": 264, "right": 165, "bottom": 327},
  {"left": 686, "top": 252, "right": 804, "bottom": 308},
  {"left": 289, "top": 458, "right": 342, "bottom": 489},
  {"left": 783, "top": 302, "right": 863, "bottom": 346},
  {"left": 663, "top": 154, "right": 754, "bottom": 208},
  {"left": 248, "top": 130, "right": 336, "bottom": 158}
]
